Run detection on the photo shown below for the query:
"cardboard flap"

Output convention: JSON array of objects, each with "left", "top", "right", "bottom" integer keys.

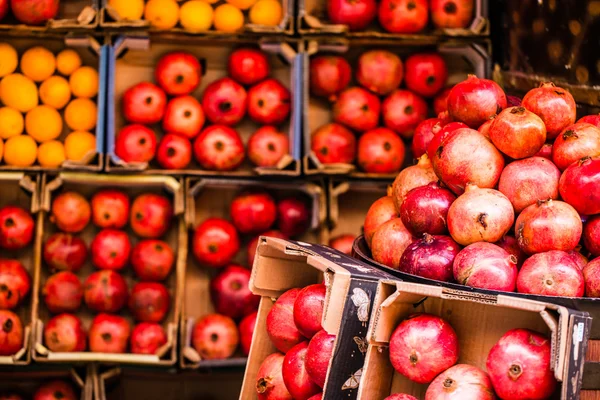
[
  {"left": 47, "top": 6, "right": 97, "bottom": 28},
  {"left": 64, "top": 36, "right": 101, "bottom": 54},
  {"left": 306, "top": 152, "right": 356, "bottom": 175},
  {"left": 114, "top": 36, "right": 150, "bottom": 58},
  {"left": 260, "top": 42, "right": 297, "bottom": 63},
  {"left": 302, "top": 14, "right": 348, "bottom": 33}
]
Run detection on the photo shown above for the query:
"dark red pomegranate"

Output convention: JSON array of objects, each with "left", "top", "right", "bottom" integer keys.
[
  {"left": 91, "top": 189, "right": 130, "bottom": 229},
  {"left": 447, "top": 75, "right": 507, "bottom": 128},
  {"left": 522, "top": 82, "right": 576, "bottom": 140},
  {"left": 293, "top": 284, "right": 326, "bottom": 339},
  {"left": 399, "top": 234, "right": 460, "bottom": 282},
  {"left": 552, "top": 122, "right": 600, "bottom": 170},
  {"left": 426, "top": 122, "right": 468, "bottom": 162},
  {"left": 0, "top": 310, "right": 22, "bottom": 355},
  {"left": 0, "top": 206, "right": 34, "bottom": 250},
  {"left": 192, "top": 314, "right": 239, "bottom": 359},
  {"left": 44, "top": 313, "right": 86, "bottom": 352},
  {"left": 83, "top": 270, "right": 128, "bottom": 313},
  {"left": 130, "top": 239, "right": 174, "bottom": 282},
  {"left": 425, "top": 364, "right": 494, "bottom": 400},
  {"left": 559, "top": 156, "right": 600, "bottom": 215},
  {"left": 256, "top": 353, "right": 293, "bottom": 400},
  {"left": 50, "top": 192, "right": 91, "bottom": 233},
  {"left": 0, "top": 259, "right": 30, "bottom": 309},
  {"left": 453, "top": 242, "right": 518, "bottom": 291},
  {"left": 309, "top": 56, "right": 352, "bottom": 101},
  {"left": 43, "top": 233, "right": 87, "bottom": 273},
  {"left": 404, "top": 53, "right": 448, "bottom": 98},
  {"left": 356, "top": 50, "right": 403, "bottom": 95},
  {"left": 433, "top": 87, "right": 452, "bottom": 114},
  {"left": 247, "top": 230, "right": 287, "bottom": 267},
  {"left": 389, "top": 313, "right": 459, "bottom": 384},
  {"left": 371, "top": 218, "right": 414, "bottom": 269},
  {"left": 307, "top": 394, "right": 323, "bottom": 400},
  {"left": 130, "top": 193, "right": 172, "bottom": 239},
  {"left": 583, "top": 258, "right": 600, "bottom": 297},
  {"left": 89, "top": 313, "right": 131, "bottom": 353},
  {"left": 486, "top": 329, "right": 557, "bottom": 400},
  {"left": 128, "top": 282, "right": 170, "bottom": 323},
  {"left": 327, "top": 0, "right": 376, "bottom": 30},
  {"left": 382, "top": 89, "right": 428, "bottom": 139},
  {"left": 385, "top": 395, "right": 418, "bottom": 400},
  {"left": 247, "top": 79, "right": 291, "bottom": 125},
  {"left": 412, "top": 118, "right": 443, "bottom": 159},
  {"left": 43, "top": 271, "right": 82, "bottom": 314},
  {"left": 282, "top": 341, "right": 321, "bottom": 400},
  {"left": 391, "top": 154, "right": 437, "bottom": 211},
  {"left": 517, "top": 250, "right": 585, "bottom": 296},
  {"left": 277, "top": 198, "right": 310, "bottom": 237},
  {"left": 534, "top": 143, "right": 553, "bottom": 160},
  {"left": 329, "top": 234, "right": 355, "bottom": 255},
  {"left": 378, "top": 0, "right": 428, "bottom": 33},
  {"left": 400, "top": 182, "right": 456, "bottom": 236},
  {"left": 130, "top": 322, "right": 167, "bottom": 355},
  {"left": 305, "top": 329, "right": 336, "bottom": 388},
  {"left": 239, "top": 311, "right": 257, "bottom": 356},
  {"left": 90, "top": 229, "right": 131, "bottom": 271},
  {"left": 228, "top": 48, "right": 270, "bottom": 86},
  {"left": 584, "top": 216, "right": 600, "bottom": 257},
  {"left": 210, "top": 265, "right": 260, "bottom": 320},
  {"left": 33, "top": 381, "right": 77, "bottom": 400},
  {"left": 578, "top": 113, "right": 600, "bottom": 128},
  {"left": 266, "top": 288, "right": 305, "bottom": 353},
  {"left": 201, "top": 77, "right": 247, "bottom": 126},
  {"left": 515, "top": 199, "right": 582, "bottom": 255},
  {"left": 230, "top": 192, "right": 277, "bottom": 235},
  {"left": 311, "top": 123, "right": 356, "bottom": 165},
  {"left": 192, "top": 218, "right": 240, "bottom": 268},
  {"left": 364, "top": 196, "right": 399, "bottom": 247},
  {"left": 488, "top": 106, "right": 546, "bottom": 159},
  {"left": 430, "top": 0, "right": 474, "bottom": 29},
  {"left": 358, "top": 127, "right": 406, "bottom": 174},
  {"left": 332, "top": 87, "right": 381, "bottom": 132},
  {"left": 507, "top": 95, "right": 522, "bottom": 107},
  {"left": 495, "top": 235, "right": 527, "bottom": 269}
]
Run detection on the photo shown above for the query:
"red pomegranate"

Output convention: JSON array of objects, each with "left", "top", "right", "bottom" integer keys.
[
  {"left": 267, "top": 288, "right": 305, "bottom": 353},
  {"left": 247, "top": 79, "right": 291, "bottom": 125},
  {"left": 156, "top": 133, "right": 193, "bottom": 170},
  {"left": 309, "top": 56, "right": 352, "bottom": 100},
  {"left": 129, "top": 282, "right": 170, "bottom": 323},
  {"left": 0, "top": 206, "right": 34, "bottom": 250},
  {"left": 391, "top": 154, "right": 437, "bottom": 210},
  {"left": 425, "top": 364, "right": 494, "bottom": 400},
  {"left": 256, "top": 353, "right": 293, "bottom": 400},
  {"left": 447, "top": 75, "right": 507, "bottom": 128},
  {"left": 426, "top": 122, "right": 468, "bottom": 162},
  {"left": 308, "top": 394, "right": 323, "bottom": 400},
  {"left": 239, "top": 311, "right": 257, "bottom": 356},
  {"left": 83, "top": 270, "right": 128, "bottom": 313},
  {"left": 371, "top": 218, "right": 414, "bottom": 269},
  {"left": 517, "top": 250, "right": 585, "bottom": 297},
  {"left": 378, "top": 0, "right": 428, "bottom": 33},
  {"left": 0, "top": 259, "right": 30, "bottom": 309},
  {"left": 162, "top": 95, "right": 205, "bottom": 139},
  {"left": 293, "top": 284, "right": 326, "bottom": 339},
  {"left": 50, "top": 192, "right": 91, "bottom": 233},
  {"left": 192, "top": 218, "right": 240, "bottom": 268},
  {"left": 327, "top": 0, "right": 377, "bottom": 31},
  {"left": 311, "top": 123, "right": 356, "bottom": 165},
  {"left": 230, "top": 192, "right": 277, "bottom": 234},
  {"left": 328, "top": 234, "right": 355, "bottom": 255},
  {"left": 247, "top": 126, "right": 289, "bottom": 168},
  {"left": 121, "top": 82, "right": 166, "bottom": 125},
  {"left": 385, "top": 395, "right": 418, "bottom": 400},
  {"left": 404, "top": 53, "right": 448, "bottom": 98},
  {"left": 131, "top": 239, "right": 174, "bottom": 281},
  {"left": 364, "top": 196, "right": 399, "bottom": 247},
  {"left": 578, "top": 113, "right": 600, "bottom": 128},
  {"left": 399, "top": 234, "right": 461, "bottom": 282},
  {"left": 90, "top": 229, "right": 131, "bottom": 270},
  {"left": 130, "top": 322, "right": 167, "bottom": 355},
  {"left": 201, "top": 77, "right": 247, "bottom": 126},
  {"left": 88, "top": 313, "right": 131, "bottom": 353},
  {"left": 247, "top": 230, "right": 287, "bottom": 267},
  {"left": 210, "top": 265, "right": 260, "bottom": 320},
  {"left": 453, "top": 242, "right": 518, "bottom": 291},
  {"left": 496, "top": 235, "right": 527, "bottom": 269},
  {"left": 430, "top": 0, "right": 474, "bottom": 29},
  {"left": 305, "top": 330, "right": 336, "bottom": 388},
  {"left": 522, "top": 82, "right": 576, "bottom": 139},
  {"left": 332, "top": 87, "right": 381, "bottom": 132},
  {"left": 568, "top": 250, "right": 589, "bottom": 271},
  {"left": 193, "top": 125, "right": 245, "bottom": 171},
  {"left": 228, "top": 48, "right": 270, "bottom": 86},
  {"left": 33, "top": 381, "right": 77, "bottom": 400},
  {"left": 282, "top": 341, "right": 321, "bottom": 400},
  {"left": 43, "top": 271, "right": 82, "bottom": 314},
  {"left": 357, "top": 128, "right": 406, "bottom": 174},
  {"left": 382, "top": 89, "right": 428, "bottom": 139},
  {"left": 114, "top": 124, "right": 157, "bottom": 164},
  {"left": 277, "top": 198, "right": 310, "bottom": 237},
  {"left": 477, "top": 118, "right": 493, "bottom": 138},
  {"left": 130, "top": 193, "right": 172, "bottom": 239},
  {"left": 43, "top": 233, "right": 87, "bottom": 273},
  {"left": 535, "top": 143, "right": 553, "bottom": 160},
  {"left": 584, "top": 216, "right": 600, "bottom": 256},
  {"left": 356, "top": 50, "right": 403, "bottom": 95},
  {"left": 91, "top": 189, "right": 129, "bottom": 229},
  {"left": 412, "top": 118, "right": 443, "bottom": 158},
  {"left": 0, "top": 310, "right": 22, "bottom": 355},
  {"left": 559, "top": 156, "right": 600, "bottom": 215},
  {"left": 389, "top": 314, "right": 459, "bottom": 384},
  {"left": 154, "top": 52, "right": 201, "bottom": 96},
  {"left": 192, "top": 314, "right": 239, "bottom": 359},
  {"left": 43, "top": 313, "right": 86, "bottom": 352},
  {"left": 433, "top": 87, "right": 452, "bottom": 114},
  {"left": 584, "top": 258, "right": 600, "bottom": 297},
  {"left": 552, "top": 122, "right": 600, "bottom": 170},
  {"left": 488, "top": 106, "right": 547, "bottom": 159},
  {"left": 400, "top": 182, "right": 456, "bottom": 236},
  {"left": 486, "top": 329, "right": 557, "bottom": 400},
  {"left": 9, "top": 0, "right": 59, "bottom": 24}
]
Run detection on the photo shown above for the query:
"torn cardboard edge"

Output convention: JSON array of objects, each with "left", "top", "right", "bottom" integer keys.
[{"left": 0, "top": 5, "right": 98, "bottom": 32}]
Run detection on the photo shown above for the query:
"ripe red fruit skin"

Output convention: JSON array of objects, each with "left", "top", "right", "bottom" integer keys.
[
  {"left": 131, "top": 239, "right": 174, "bottom": 281},
  {"left": 277, "top": 198, "right": 310, "bottom": 237},
  {"left": 130, "top": 193, "right": 172, "bottom": 239},
  {"left": 333, "top": 87, "right": 381, "bottom": 132},
  {"left": 391, "top": 155, "right": 437, "bottom": 211},
  {"left": 486, "top": 329, "right": 557, "bottom": 400},
  {"left": 447, "top": 185, "right": 514, "bottom": 246},
  {"left": 363, "top": 196, "right": 398, "bottom": 247},
  {"left": 129, "top": 282, "right": 170, "bottom": 323},
  {"left": 477, "top": 118, "right": 493, "bottom": 139},
  {"left": 0, "top": 0, "right": 8, "bottom": 21},
  {"left": 400, "top": 182, "right": 456, "bottom": 236},
  {"left": 404, "top": 53, "right": 448, "bottom": 98},
  {"left": 89, "top": 313, "right": 131, "bottom": 353},
  {"left": 552, "top": 122, "right": 600, "bottom": 171},
  {"left": 307, "top": 394, "right": 323, "bottom": 400},
  {"left": 43, "top": 313, "right": 86, "bottom": 352},
  {"left": 193, "top": 125, "right": 245, "bottom": 171},
  {"left": 534, "top": 143, "right": 553, "bottom": 160},
  {"left": 210, "top": 265, "right": 260, "bottom": 320},
  {"left": 433, "top": 87, "right": 452, "bottom": 115},
  {"left": 0, "top": 259, "right": 30, "bottom": 309},
  {"left": 382, "top": 89, "right": 428, "bottom": 139},
  {"left": 311, "top": 123, "right": 356, "bottom": 165},
  {"left": 91, "top": 189, "right": 130, "bottom": 229},
  {"left": 358, "top": 128, "right": 405, "bottom": 174},
  {"left": 293, "top": 284, "right": 326, "bottom": 339},
  {"left": 305, "top": 330, "right": 335, "bottom": 388},
  {"left": 425, "top": 364, "right": 495, "bottom": 400},
  {"left": 228, "top": 48, "right": 270, "bottom": 86},
  {"left": 10, "top": 0, "right": 59, "bottom": 25},
  {"left": 0, "top": 206, "right": 34, "bottom": 250},
  {"left": 489, "top": 106, "right": 547, "bottom": 159},
  {"left": 412, "top": 118, "right": 443, "bottom": 159},
  {"left": 426, "top": 122, "right": 468, "bottom": 162},
  {"left": 389, "top": 314, "right": 459, "bottom": 384},
  {"left": 193, "top": 218, "right": 240, "bottom": 268},
  {"left": 162, "top": 96, "right": 205, "bottom": 139},
  {"left": 121, "top": 82, "right": 167, "bottom": 124},
  {"left": 45, "top": 235, "right": 85, "bottom": 271},
  {"left": 327, "top": 0, "right": 376, "bottom": 31},
  {"left": 230, "top": 192, "right": 277, "bottom": 234},
  {"left": 447, "top": 76, "right": 507, "bottom": 128},
  {"left": 371, "top": 218, "right": 414, "bottom": 269},
  {"left": 378, "top": 0, "right": 428, "bottom": 33},
  {"left": 578, "top": 113, "right": 600, "bottom": 128},
  {"left": 114, "top": 124, "right": 157, "bottom": 163},
  {"left": 431, "top": 0, "right": 474, "bottom": 29},
  {"left": 267, "top": 288, "right": 305, "bottom": 353},
  {"left": 192, "top": 313, "right": 239, "bottom": 359},
  {"left": 248, "top": 126, "right": 289, "bottom": 167},
  {"left": 568, "top": 250, "right": 589, "bottom": 271},
  {"left": 584, "top": 216, "right": 600, "bottom": 257},
  {"left": 33, "top": 381, "right": 77, "bottom": 400},
  {"left": 498, "top": 157, "right": 560, "bottom": 213},
  {"left": 515, "top": 199, "right": 582, "bottom": 255},
  {"left": 432, "top": 128, "right": 505, "bottom": 195},
  {"left": 453, "top": 242, "right": 518, "bottom": 291},
  {"left": 90, "top": 229, "right": 131, "bottom": 270},
  {"left": 247, "top": 79, "right": 291, "bottom": 125},
  {"left": 309, "top": 56, "right": 352, "bottom": 100},
  {"left": 84, "top": 270, "right": 128, "bottom": 313},
  {"left": 328, "top": 234, "right": 355, "bottom": 255},
  {"left": 256, "top": 353, "right": 293, "bottom": 400},
  {"left": 385, "top": 395, "right": 418, "bottom": 400},
  {"left": 239, "top": 311, "right": 257, "bottom": 356},
  {"left": 51, "top": 192, "right": 91, "bottom": 233},
  {"left": 399, "top": 234, "right": 461, "bottom": 282},
  {"left": 356, "top": 50, "right": 403, "bottom": 95},
  {"left": 156, "top": 133, "right": 192, "bottom": 170},
  {"left": 154, "top": 52, "right": 201, "bottom": 96},
  {"left": 0, "top": 310, "right": 22, "bottom": 355},
  {"left": 247, "top": 230, "right": 287, "bottom": 267},
  {"left": 43, "top": 271, "right": 83, "bottom": 314},
  {"left": 559, "top": 156, "right": 600, "bottom": 215},
  {"left": 522, "top": 82, "right": 576, "bottom": 140},
  {"left": 202, "top": 77, "right": 247, "bottom": 126},
  {"left": 283, "top": 341, "right": 321, "bottom": 400},
  {"left": 495, "top": 235, "right": 527, "bottom": 269},
  {"left": 517, "top": 250, "right": 585, "bottom": 297},
  {"left": 130, "top": 322, "right": 167, "bottom": 355},
  {"left": 584, "top": 258, "right": 600, "bottom": 297}
]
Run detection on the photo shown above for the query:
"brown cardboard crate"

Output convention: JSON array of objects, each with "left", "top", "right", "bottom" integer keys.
[
  {"left": 0, "top": 0, "right": 97, "bottom": 31},
  {"left": 180, "top": 178, "right": 327, "bottom": 369},
  {"left": 0, "top": 367, "right": 93, "bottom": 400},
  {"left": 31, "top": 173, "right": 185, "bottom": 365}
]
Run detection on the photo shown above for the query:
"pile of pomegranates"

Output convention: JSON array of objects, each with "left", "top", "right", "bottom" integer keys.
[
  {"left": 189, "top": 190, "right": 312, "bottom": 361},
  {"left": 41, "top": 188, "right": 176, "bottom": 355},
  {"left": 0, "top": 379, "right": 79, "bottom": 400},
  {"left": 364, "top": 75, "right": 600, "bottom": 299},
  {"left": 115, "top": 48, "right": 291, "bottom": 172},
  {"left": 310, "top": 49, "right": 453, "bottom": 175},
  {"left": 0, "top": 0, "right": 61, "bottom": 26},
  {"left": 384, "top": 313, "right": 556, "bottom": 399}
]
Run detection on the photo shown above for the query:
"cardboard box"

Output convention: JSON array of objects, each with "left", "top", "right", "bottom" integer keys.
[
  {"left": 358, "top": 280, "right": 591, "bottom": 399},
  {"left": 31, "top": 172, "right": 185, "bottom": 365},
  {"left": 302, "top": 39, "right": 491, "bottom": 178},
  {"left": 0, "top": 366, "right": 93, "bottom": 400},
  {"left": 0, "top": 0, "right": 98, "bottom": 31},
  {"left": 180, "top": 178, "right": 327, "bottom": 369},
  {"left": 105, "top": 35, "right": 302, "bottom": 177},
  {"left": 239, "top": 237, "right": 394, "bottom": 399}
]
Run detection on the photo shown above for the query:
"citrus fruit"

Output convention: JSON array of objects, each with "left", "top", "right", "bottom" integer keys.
[
  {"left": 108, "top": 0, "right": 145, "bottom": 20},
  {"left": 20, "top": 47, "right": 56, "bottom": 82},
  {"left": 65, "top": 131, "right": 96, "bottom": 161},
  {"left": 180, "top": 1, "right": 214, "bottom": 32},
  {"left": 214, "top": 4, "right": 244, "bottom": 32},
  {"left": 37, "top": 140, "right": 66, "bottom": 168},
  {"left": 56, "top": 49, "right": 82, "bottom": 76},
  {"left": 226, "top": 0, "right": 258, "bottom": 10},
  {"left": 145, "top": 0, "right": 179, "bottom": 29},
  {"left": 40, "top": 76, "right": 72, "bottom": 109},
  {"left": 3, "top": 135, "right": 37, "bottom": 167},
  {"left": 69, "top": 66, "right": 99, "bottom": 99},
  {"left": 65, "top": 98, "right": 97, "bottom": 132},
  {"left": 249, "top": 0, "right": 282, "bottom": 26},
  {"left": 0, "top": 139, "right": 3, "bottom": 163},
  {"left": 0, "top": 74, "right": 39, "bottom": 112},
  {"left": 0, "top": 43, "right": 18, "bottom": 77},
  {"left": 25, "top": 105, "right": 63, "bottom": 143},
  {"left": 0, "top": 107, "right": 24, "bottom": 139}
]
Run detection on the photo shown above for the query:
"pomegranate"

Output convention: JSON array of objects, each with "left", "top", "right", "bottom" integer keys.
[
  {"left": 382, "top": 89, "right": 428, "bottom": 139},
  {"left": 43, "top": 313, "right": 86, "bottom": 352},
  {"left": 357, "top": 128, "right": 406, "bottom": 174},
  {"left": 488, "top": 106, "right": 546, "bottom": 159},
  {"left": 129, "top": 282, "right": 170, "bottom": 323},
  {"left": 430, "top": 0, "right": 474, "bottom": 29},
  {"left": 437, "top": 110, "right": 453, "bottom": 125},
  {"left": 515, "top": 199, "right": 582, "bottom": 254},
  {"left": 535, "top": 143, "right": 553, "bottom": 160},
  {"left": 239, "top": 311, "right": 257, "bottom": 356},
  {"left": 364, "top": 196, "right": 399, "bottom": 247},
  {"left": 584, "top": 216, "right": 600, "bottom": 256},
  {"left": 400, "top": 182, "right": 456, "bottom": 236},
  {"left": 517, "top": 250, "right": 585, "bottom": 297},
  {"left": 83, "top": 270, "right": 128, "bottom": 313},
  {"left": 434, "top": 87, "right": 452, "bottom": 114},
  {"left": 192, "top": 314, "right": 239, "bottom": 359},
  {"left": 507, "top": 95, "right": 523, "bottom": 107},
  {"left": 162, "top": 95, "right": 205, "bottom": 139},
  {"left": 385, "top": 395, "right": 418, "bottom": 400},
  {"left": 578, "top": 113, "right": 600, "bottom": 128},
  {"left": 90, "top": 229, "right": 131, "bottom": 270},
  {"left": 332, "top": 87, "right": 381, "bottom": 132},
  {"left": 248, "top": 126, "right": 289, "bottom": 167},
  {"left": 328, "top": 234, "right": 355, "bottom": 255},
  {"left": 247, "top": 79, "right": 291, "bottom": 125},
  {"left": 378, "top": 0, "right": 428, "bottom": 33},
  {"left": 228, "top": 48, "right": 270, "bottom": 86},
  {"left": 156, "top": 133, "right": 193, "bottom": 170},
  {"left": 568, "top": 250, "right": 589, "bottom": 271},
  {"left": 0, "top": 259, "right": 30, "bottom": 309},
  {"left": 486, "top": 329, "right": 557, "bottom": 400},
  {"left": 522, "top": 82, "right": 576, "bottom": 139},
  {"left": 412, "top": 118, "right": 443, "bottom": 158},
  {"left": 130, "top": 322, "right": 167, "bottom": 355},
  {"left": 311, "top": 123, "right": 356, "bottom": 165},
  {"left": 277, "top": 198, "right": 310, "bottom": 237},
  {"left": 130, "top": 239, "right": 174, "bottom": 281},
  {"left": 114, "top": 124, "right": 157, "bottom": 164},
  {"left": 425, "top": 364, "right": 494, "bottom": 400},
  {"left": 192, "top": 218, "right": 240, "bottom": 268},
  {"left": 447, "top": 76, "right": 507, "bottom": 128},
  {"left": 130, "top": 193, "right": 172, "bottom": 239},
  {"left": 282, "top": 341, "right": 321, "bottom": 400},
  {"left": 447, "top": 184, "right": 514, "bottom": 246},
  {"left": 247, "top": 230, "right": 287, "bottom": 267},
  {"left": 389, "top": 314, "right": 459, "bottom": 384},
  {"left": 193, "top": 125, "right": 245, "bottom": 171},
  {"left": 90, "top": 189, "right": 130, "bottom": 229},
  {"left": 584, "top": 258, "right": 600, "bottom": 297},
  {"left": 33, "top": 381, "right": 77, "bottom": 400},
  {"left": 230, "top": 192, "right": 277, "bottom": 234},
  {"left": 552, "top": 122, "right": 600, "bottom": 170},
  {"left": 356, "top": 50, "right": 403, "bottom": 95},
  {"left": 210, "top": 265, "right": 260, "bottom": 320},
  {"left": 266, "top": 288, "right": 305, "bottom": 353},
  {"left": 498, "top": 157, "right": 561, "bottom": 213},
  {"left": 496, "top": 235, "right": 527, "bottom": 269},
  {"left": 293, "top": 284, "right": 326, "bottom": 339},
  {"left": 371, "top": 218, "right": 414, "bottom": 269},
  {"left": 327, "top": 0, "right": 376, "bottom": 31},
  {"left": 305, "top": 330, "right": 336, "bottom": 388},
  {"left": 121, "top": 82, "right": 166, "bottom": 125},
  {"left": 308, "top": 394, "right": 323, "bottom": 400},
  {"left": 559, "top": 156, "right": 600, "bottom": 215},
  {"left": 309, "top": 56, "right": 352, "bottom": 100},
  {"left": 88, "top": 313, "right": 131, "bottom": 353},
  {"left": 399, "top": 234, "right": 461, "bottom": 282},
  {"left": 391, "top": 154, "right": 437, "bottom": 211},
  {"left": 0, "top": 206, "right": 34, "bottom": 250},
  {"left": 43, "top": 271, "right": 83, "bottom": 314},
  {"left": 404, "top": 53, "right": 448, "bottom": 98},
  {"left": 201, "top": 77, "right": 247, "bottom": 126},
  {"left": 0, "top": 310, "right": 22, "bottom": 355},
  {"left": 0, "top": 394, "right": 21, "bottom": 400},
  {"left": 50, "top": 192, "right": 91, "bottom": 233},
  {"left": 256, "top": 353, "right": 293, "bottom": 400},
  {"left": 426, "top": 122, "right": 468, "bottom": 162},
  {"left": 154, "top": 52, "right": 201, "bottom": 96},
  {"left": 453, "top": 242, "right": 518, "bottom": 291},
  {"left": 477, "top": 118, "right": 493, "bottom": 138}
]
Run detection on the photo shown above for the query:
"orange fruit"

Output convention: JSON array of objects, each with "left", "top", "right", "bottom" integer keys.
[
  {"left": 37, "top": 140, "right": 66, "bottom": 168},
  {"left": 25, "top": 105, "right": 63, "bottom": 143},
  {"left": 226, "top": 0, "right": 257, "bottom": 10},
  {"left": 214, "top": 4, "right": 244, "bottom": 33},
  {"left": 0, "top": 74, "right": 39, "bottom": 112},
  {"left": 40, "top": 76, "right": 72, "bottom": 109},
  {"left": 64, "top": 131, "right": 96, "bottom": 161},
  {"left": 0, "top": 138, "right": 3, "bottom": 163},
  {"left": 180, "top": 1, "right": 213, "bottom": 32},
  {"left": 0, "top": 43, "right": 18, "bottom": 77},
  {"left": 109, "top": 0, "right": 144, "bottom": 20},
  {"left": 65, "top": 98, "right": 97, "bottom": 131},
  {"left": 4, "top": 135, "right": 37, "bottom": 167},
  {"left": 56, "top": 49, "right": 82, "bottom": 76},
  {"left": 145, "top": 0, "right": 179, "bottom": 29},
  {"left": 69, "top": 66, "right": 99, "bottom": 99},
  {"left": 20, "top": 47, "right": 56, "bottom": 82},
  {"left": 0, "top": 107, "right": 24, "bottom": 139},
  {"left": 249, "top": 0, "right": 282, "bottom": 26}
]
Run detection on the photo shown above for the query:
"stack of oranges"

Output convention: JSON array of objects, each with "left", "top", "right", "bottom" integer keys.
[
  {"left": 0, "top": 43, "right": 98, "bottom": 168},
  {"left": 108, "top": 0, "right": 283, "bottom": 33}
]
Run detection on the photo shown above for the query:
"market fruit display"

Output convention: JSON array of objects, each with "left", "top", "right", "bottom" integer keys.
[
  {"left": 31, "top": 380, "right": 78, "bottom": 400},
  {"left": 4, "top": 0, "right": 60, "bottom": 25}
]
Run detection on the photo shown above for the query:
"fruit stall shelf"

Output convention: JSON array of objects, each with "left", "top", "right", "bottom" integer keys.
[
  {"left": 0, "top": 366, "right": 93, "bottom": 400},
  {"left": 0, "top": 0, "right": 98, "bottom": 32}
]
